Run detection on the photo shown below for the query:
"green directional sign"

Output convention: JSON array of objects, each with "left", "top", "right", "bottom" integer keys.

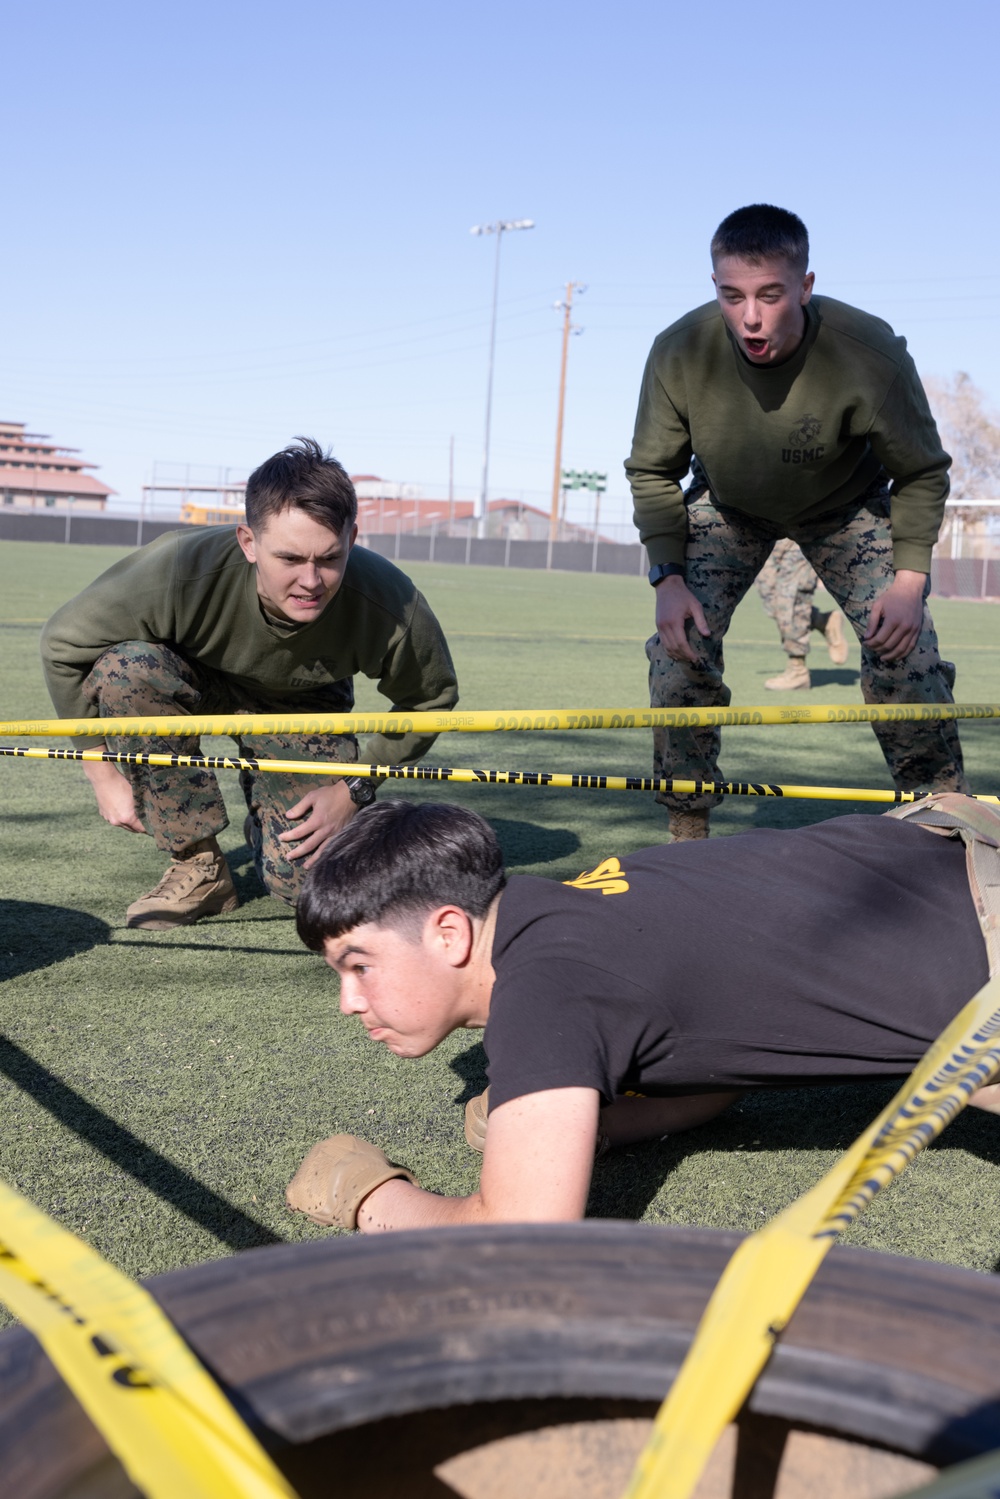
[{"left": 561, "top": 469, "right": 608, "bottom": 492}]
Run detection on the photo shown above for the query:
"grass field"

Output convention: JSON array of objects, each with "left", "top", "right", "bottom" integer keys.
[{"left": 3, "top": 537, "right": 1000, "bottom": 1311}]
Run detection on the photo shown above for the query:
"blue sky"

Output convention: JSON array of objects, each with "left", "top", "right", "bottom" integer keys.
[{"left": 4, "top": 0, "right": 998, "bottom": 526}]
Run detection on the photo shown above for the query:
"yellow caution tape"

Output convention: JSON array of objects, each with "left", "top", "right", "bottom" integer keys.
[
  {"left": 3, "top": 744, "right": 998, "bottom": 805},
  {"left": 3, "top": 703, "right": 1000, "bottom": 739},
  {"left": 3, "top": 744, "right": 996, "bottom": 806},
  {"left": 0, "top": 1179, "right": 296, "bottom": 1499},
  {"left": 624, "top": 971, "right": 1000, "bottom": 1499}
]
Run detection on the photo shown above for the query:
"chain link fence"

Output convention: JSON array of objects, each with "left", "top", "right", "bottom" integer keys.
[{"left": 2, "top": 508, "right": 999, "bottom": 597}]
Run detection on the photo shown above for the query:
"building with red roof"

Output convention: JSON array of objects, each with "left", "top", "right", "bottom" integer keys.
[
  {"left": 352, "top": 478, "right": 601, "bottom": 542},
  {"left": 0, "top": 421, "right": 115, "bottom": 512}
]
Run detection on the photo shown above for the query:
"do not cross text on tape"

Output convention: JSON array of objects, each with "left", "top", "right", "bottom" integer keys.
[
  {"left": 1, "top": 744, "right": 998, "bottom": 807},
  {"left": 3, "top": 702, "right": 1000, "bottom": 740}
]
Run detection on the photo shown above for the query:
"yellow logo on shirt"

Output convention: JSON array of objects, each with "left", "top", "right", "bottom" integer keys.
[{"left": 564, "top": 857, "right": 630, "bottom": 896}]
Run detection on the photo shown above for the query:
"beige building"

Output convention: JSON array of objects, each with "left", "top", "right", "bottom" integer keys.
[{"left": 0, "top": 421, "right": 115, "bottom": 511}]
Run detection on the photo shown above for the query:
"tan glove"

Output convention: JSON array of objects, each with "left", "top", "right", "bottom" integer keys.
[
  {"left": 464, "top": 1088, "right": 490, "bottom": 1152},
  {"left": 286, "top": 1134, "right": 417, "bottom": 1229}
]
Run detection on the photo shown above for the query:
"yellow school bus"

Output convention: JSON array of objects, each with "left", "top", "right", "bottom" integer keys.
[{"left": 180, "top": 501, "right": 245, "bottom": 526}]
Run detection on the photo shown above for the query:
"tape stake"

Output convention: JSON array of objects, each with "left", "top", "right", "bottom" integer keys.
[
  {"left": 2, "top": 746, "right": 998, "bottom": 807},
  {"left": 3, "top": 703, "right": 1000, "bottom": 738},
  {"left": 0, "top": 1180, "right": 295, "bottom": 1499},
  {"left": 623, "top": 972, "right": 1000, "bottom": 1499}
]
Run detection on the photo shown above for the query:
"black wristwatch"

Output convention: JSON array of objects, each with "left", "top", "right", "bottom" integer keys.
[
  {"left": 648, "top": 562, "right": 686, "bottom": 587},
  {"left": 344, "top": 775, "right": 378, "bottom": 809}
]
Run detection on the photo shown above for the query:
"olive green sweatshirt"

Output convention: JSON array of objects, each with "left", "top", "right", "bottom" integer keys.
[
  {"left": 40, "top": 528, "right": 459, "bottom": 761},
  {"left": 625, "top": 296, "right": 950, "bottom": 572}
]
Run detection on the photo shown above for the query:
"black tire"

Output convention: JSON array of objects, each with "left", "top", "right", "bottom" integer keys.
[{"left": 3, "top": 1223, "right": 1000, "bottom": 1498}]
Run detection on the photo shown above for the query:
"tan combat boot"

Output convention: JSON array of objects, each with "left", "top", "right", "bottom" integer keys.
[
  {"left": 668, "top": 808, "right": 710, "bottom": 841},
  {"left": 816, "top": 609, "right": 849, "bottom": 665},
  {"left": 765, "top": 657, "right": 810, "bottom": 691},
  {"left": 125, "top": 837, "right": 238, "bottom": 929}
]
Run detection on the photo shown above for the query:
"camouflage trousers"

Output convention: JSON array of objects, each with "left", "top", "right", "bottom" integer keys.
[
  {"left": 755, "top": 537, "right": 827, "bottom": 657},
  {"left": 83, "top": 641, "right": 359, "bottom": 903},
  {"left": 647, "top": 492, "right": 967, "bottom": 812}
]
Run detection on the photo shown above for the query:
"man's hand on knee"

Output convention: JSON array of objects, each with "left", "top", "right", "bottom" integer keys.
[
  {"left": 279, "top": 780, "right": 358, "bottom": 867},
  {"left": 654, "top": 576, "right": 711, "bottom": 664},
  {"left": 864, "top": 570, "right": 926, "bottom": 662},
  {"left": 84, "top": 754, "right": 147, "bottom": 834}
]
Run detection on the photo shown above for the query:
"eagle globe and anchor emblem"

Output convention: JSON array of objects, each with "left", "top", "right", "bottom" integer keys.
[{"left": 788, "top": 413, "right": 822, "bottom": 447}]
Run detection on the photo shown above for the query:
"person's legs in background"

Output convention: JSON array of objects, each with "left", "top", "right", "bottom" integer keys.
[{"left": 756, "top": 539, "right": 847, "bottom": 689}]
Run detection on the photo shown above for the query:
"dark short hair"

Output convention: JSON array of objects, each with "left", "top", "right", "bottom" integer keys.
[
  {"left": 296, "top": 800, "right": 507, "bottom": 948},
  {"left": 244, "top": 437, "right": 358, "bottom": 534},
  {"left": 711, "top": 204, "right": 809, "bottom": 273}
]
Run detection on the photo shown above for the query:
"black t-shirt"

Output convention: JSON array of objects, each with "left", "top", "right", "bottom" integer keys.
[{"left": 484, "top": 816, "right": 988, "bottom": 1110}]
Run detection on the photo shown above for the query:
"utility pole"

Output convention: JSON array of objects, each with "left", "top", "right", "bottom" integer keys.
[
  {"left": 470, "top": 218, "right": 535, "bottom": 538},
  {"left": 549, "top": 282, "right": 585, "bottom": 541}
]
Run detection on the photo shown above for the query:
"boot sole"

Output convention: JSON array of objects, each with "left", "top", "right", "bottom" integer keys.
[{"left": 126, "top": 891, "right": 240, "bottom": 930}]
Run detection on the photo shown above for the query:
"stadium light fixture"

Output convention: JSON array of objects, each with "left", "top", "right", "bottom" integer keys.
[{"left": 470, "top": 218, "right": 535, "bottom": 536}]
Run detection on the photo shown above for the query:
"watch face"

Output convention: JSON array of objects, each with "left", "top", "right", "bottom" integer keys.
[{"left": 348, "top": 778, "right": 377, "bottom": 808}]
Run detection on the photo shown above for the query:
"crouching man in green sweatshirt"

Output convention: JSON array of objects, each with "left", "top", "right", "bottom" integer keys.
[
  {"left": 40, "top": 439, "right": 458, "bottom": 928},
  {"left": 625, "top": 203, "right": 966, "bottom": 843}
]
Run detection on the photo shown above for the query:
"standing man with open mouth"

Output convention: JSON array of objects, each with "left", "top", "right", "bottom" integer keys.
[{"left": 625, "top": 204, "right": 965, "bottom": 842}]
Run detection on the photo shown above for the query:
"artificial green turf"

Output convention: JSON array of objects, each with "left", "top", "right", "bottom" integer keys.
[{"left": 2, "top": 538, "right": 1000, "bottom": 1312}]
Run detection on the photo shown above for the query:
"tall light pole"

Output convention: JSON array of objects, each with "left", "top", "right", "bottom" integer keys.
[
  {"left": 549, "top": 282, "right": 585, "bottom": 541},
  {"left": 470, "top": 218, "right": 534, "bottom": 537}
]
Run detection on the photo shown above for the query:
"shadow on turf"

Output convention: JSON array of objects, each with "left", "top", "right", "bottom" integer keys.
[
  {"left": 445, "top": 1053, "right": 1000, "bottom": 1228},
  {"left": 2, "top": 811, "right": 75, "bottom": 822},
  {"left": 1, "top": 901, "right": 281, "bottom": 1248},
  {"left": 0, "top": 897, "right": 303, "bottom": 965},
  {"left": 112, "top": 938, "right": 307, "bottom": 957},
  {"left": 449, "top": 1042, "right": 489, "bottom": 1106},
  {"left": 225, "top": 861, "right": 274, "bottom": 908},
  {"left": 490, "top": 818, "right": 581, "bottom": 868},
  {"left": 1, "top": 900, "right": 110, "bottom": 982},
  {"left": 586, "top": 1083, "right": 1000, "bottom": 1228},
  {"left": 0, "top": 1035, "right": 282, "bottom": 1250}
]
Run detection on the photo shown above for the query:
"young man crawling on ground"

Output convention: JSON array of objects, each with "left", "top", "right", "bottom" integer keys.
[{"left": 286, "top": 798, "right": 1000, "bottom": 1233}]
